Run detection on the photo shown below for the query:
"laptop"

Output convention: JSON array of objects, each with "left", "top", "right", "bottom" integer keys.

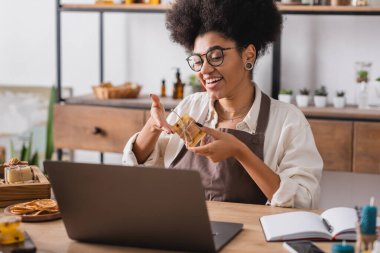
[{"left": 44, "top": 161, "right": 243, "bottom": 252}]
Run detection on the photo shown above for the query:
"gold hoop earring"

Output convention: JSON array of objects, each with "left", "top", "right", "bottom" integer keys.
[{"left": 245, "top": 62, "right": 254, "bottom": 71}]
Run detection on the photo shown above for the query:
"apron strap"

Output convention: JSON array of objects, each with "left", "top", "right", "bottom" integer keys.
[{"left": 255, "top": 92, "right": 271, "bottom": 135}]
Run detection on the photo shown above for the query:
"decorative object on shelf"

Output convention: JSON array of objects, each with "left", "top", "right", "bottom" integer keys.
[
  {"left": 352, "top": 0, "right": 368, "bottom": 6},
  {"left": 96, "top": 0, "right": 114, "bottom": 4},
  {"left": 188, "top": 74, "right": 202, "bottom": 94},
  {"left": 160, "top": 79, "right": 166, "bottom": 97},
  {"left": 172, "top": 68, "right": 184, "bottom": 100},
  {"left": 333, "top": 90, "right": 346, "bottom": 108},
  {"left": 355, "top": 61, "right": 371, "bottom": 109},
  {"left": 375, "top": 76, "right": 380, "bottom": 98},
  {"left": 331, "top": 0, "right": 350, "bottom": 5},
  {"left": 356, "top": 197, "right": 377, "bottom": 253},
  {"left": 296, "top": 88, "right": 310, "bottom": 107},
  {"left": 281, "top": 0, "right": 301, "bottom": 4},
  {"left": 314, "top": 85, "right": 328, "bottom": 108},
  {"left": 278, "top": 89, "right": 293, "bottom": 103},
  {"left": 92, "top": 82, "right": 142, "bottom": 99}
]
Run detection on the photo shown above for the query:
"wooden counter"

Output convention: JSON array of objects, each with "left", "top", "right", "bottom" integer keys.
[{"left": 0, "top": 201, "right": 340, "bottom": 253}]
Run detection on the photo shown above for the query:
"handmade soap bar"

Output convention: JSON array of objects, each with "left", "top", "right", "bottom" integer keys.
[
  {"left": 4, "top": 165, "right": 35, "bottom": 184},
  {"left": 172, "top": 114, "right": 205, "bottom": 147},
  {"left": 0, "top": 216, "right": 25, "bottom": 245}
]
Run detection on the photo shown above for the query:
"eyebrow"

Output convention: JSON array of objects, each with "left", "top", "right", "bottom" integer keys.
[{"left": 192, "top": 45, "right": 223, "bottom": 55}]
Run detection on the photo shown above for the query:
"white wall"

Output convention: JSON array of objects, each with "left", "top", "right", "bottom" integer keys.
[{"left": 1, "top": 1, "right": 380, "bottom": 165}]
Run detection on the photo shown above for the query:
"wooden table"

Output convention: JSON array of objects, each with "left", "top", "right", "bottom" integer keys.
[{"left": 1, "top": 201, "right": 345, "bottom": 252}]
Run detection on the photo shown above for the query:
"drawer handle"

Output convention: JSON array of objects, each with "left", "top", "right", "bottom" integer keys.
[{"left": 92, "top": 127, "right": 105, "bottom": 136}]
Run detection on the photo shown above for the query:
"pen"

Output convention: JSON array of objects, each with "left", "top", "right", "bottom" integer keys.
[{"left": 322, "top": 218, "right": 333, "bottom": 233}]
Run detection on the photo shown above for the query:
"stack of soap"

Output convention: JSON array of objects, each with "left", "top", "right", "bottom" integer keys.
[
  {"left": 172, "top": 114, "right": 205, "bottom": 147},
  {"left": 4, "top": 165, "right": 35, "bottom": 184}
]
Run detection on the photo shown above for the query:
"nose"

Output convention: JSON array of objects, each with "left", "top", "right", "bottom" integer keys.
[{"left": 200, "top": 58, "right": 214, "bottom": 75}]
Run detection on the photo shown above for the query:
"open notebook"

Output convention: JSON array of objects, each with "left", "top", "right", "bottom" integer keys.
[{"left": 260, "top": 207, "right": 379, "bottom": 241}]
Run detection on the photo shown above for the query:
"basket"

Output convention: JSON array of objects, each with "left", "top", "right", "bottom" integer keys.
[{"left": 92, "top": 84, "right": 142, "bottom": 99}]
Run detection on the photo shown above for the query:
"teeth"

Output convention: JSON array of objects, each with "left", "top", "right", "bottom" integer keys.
[{"left": 205, "top": 77, "right": 222, "bottom": 84}]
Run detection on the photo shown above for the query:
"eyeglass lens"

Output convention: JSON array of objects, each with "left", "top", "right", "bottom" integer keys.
[{"left": 187, "top": 48, "right": 225, "bottom": 72}]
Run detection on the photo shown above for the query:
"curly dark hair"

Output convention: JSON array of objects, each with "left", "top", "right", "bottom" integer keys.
[{"left": 166, "top": 0, "right": 282, "bottom": 58}]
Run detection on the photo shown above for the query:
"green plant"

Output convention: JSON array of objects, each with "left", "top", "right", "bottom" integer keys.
[
  {"left": 188, "top": 74, "right": 201, "bottom": 87},
  {"left": 299, "top": 88, "right": 310, "bottom": 95},
  {"left": 45, "top": 86, "right": 56, "bottom": 160},
  {"left": 376, "top": 76, "right": 380, "bottom": 82},
  {"left": 10, "top": 133, "right": 39, "bottom": 166},
  {"left": 356, "top": 70, "right": 369, "bottom": 83},
  {"left": 336, "top": 90, "right": 345, "bottom": 97},
  {"left": 279, "top": 89, "right": 293, "bottom": 95},
  {"left": 314, "top": 86, "right": 328, "bottom": 96}
]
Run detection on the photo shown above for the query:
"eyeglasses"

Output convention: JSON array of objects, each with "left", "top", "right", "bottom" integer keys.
[{"left": 186, "top": 46, "right": 234, "bottom": 72}]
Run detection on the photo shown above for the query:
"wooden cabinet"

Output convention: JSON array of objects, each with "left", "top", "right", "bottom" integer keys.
[
  {"left": 353, "top": 122, "right": 380, "bottom": 174},
  {"left": 309, "top": 119, "right": 353, "bottom": 172},
  {"left": 54, "top": 105, "right": 146, "bottom": 153},
  {"left": 309, "top": 119, "right": 380, "bottom": 173}
]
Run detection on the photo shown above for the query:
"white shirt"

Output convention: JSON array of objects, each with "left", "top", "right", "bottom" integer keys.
[{"left": 122, "top": 85, "right": 323, "bottom": 209}]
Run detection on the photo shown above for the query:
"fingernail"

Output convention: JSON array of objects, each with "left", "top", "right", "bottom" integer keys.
[{"left": 195, "top": 122, "right": 203, "bottom": 127}]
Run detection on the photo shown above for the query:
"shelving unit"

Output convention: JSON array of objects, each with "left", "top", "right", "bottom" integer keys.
[{"left": 56, "top": 2, "right": 380, "bottom": 102}]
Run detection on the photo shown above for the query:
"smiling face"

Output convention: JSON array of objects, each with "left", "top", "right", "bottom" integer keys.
[{"left": 192, "top": 32, "right": 253, "bottom": 100}]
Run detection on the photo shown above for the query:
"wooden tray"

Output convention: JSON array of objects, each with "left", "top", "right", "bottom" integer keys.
[{"left": 0, "top": 166, "right": 51, "bottom": 208}]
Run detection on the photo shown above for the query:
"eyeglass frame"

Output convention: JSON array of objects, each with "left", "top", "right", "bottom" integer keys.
[{"left": 185, "top": 46, "right": 239, "bottom": 72}]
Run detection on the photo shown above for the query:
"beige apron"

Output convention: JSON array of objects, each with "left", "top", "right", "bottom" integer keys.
[{"left": 169, "top": 92, "right": 271, "bottom": 205}]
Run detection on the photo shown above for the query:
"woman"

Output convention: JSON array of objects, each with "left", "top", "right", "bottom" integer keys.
[{"left": 123, "top": 0, "right": 323, "bottom": 209}]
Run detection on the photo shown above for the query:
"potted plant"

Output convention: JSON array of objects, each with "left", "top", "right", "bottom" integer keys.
[
  {"left": 296, "top": 88, "right": 310, "bottom": 107},
  {"left": 314, "top": 86, "right": 328, "bottom": 108},
  {"left": 333, "top": 90, "right": 345, "bottom": 108},
  {"left": 278, "top": 89, "right": 293, "bottom": 103}
]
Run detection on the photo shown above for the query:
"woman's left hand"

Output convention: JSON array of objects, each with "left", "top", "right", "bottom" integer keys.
[{"left": 188, "top": 126, "right": 244, "bottom": 163}]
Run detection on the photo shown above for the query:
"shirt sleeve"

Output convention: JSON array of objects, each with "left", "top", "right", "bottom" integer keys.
[
  {"left": 122, "top": 131, "right": 170, "bottom": 167},
  {"left": 270, "top": 124, "right": 323, "bottom": 209}
]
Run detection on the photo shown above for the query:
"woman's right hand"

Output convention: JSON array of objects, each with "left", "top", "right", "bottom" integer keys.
[{"left": 150, "top": 94, "right": 174, "bottom": 134}]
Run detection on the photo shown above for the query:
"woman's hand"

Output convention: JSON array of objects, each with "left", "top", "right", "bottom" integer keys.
[
  {"left": 150, "top": 94, "right": 174, "bottom": 134},
  {"left": 188, "top": 126, "right": 246, "bottom": 163}
]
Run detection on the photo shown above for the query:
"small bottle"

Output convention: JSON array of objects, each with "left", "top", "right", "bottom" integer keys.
[
  {"left": 174, "top": 68, "right": 183, "bottom": 99},
  {"left": 161, "top": 79, "right": 166, "bottom": 97}
]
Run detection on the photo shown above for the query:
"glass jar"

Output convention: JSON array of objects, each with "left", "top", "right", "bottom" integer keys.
[
  {"left": 357, "top": 82, "right": 369, "bottom": 109},
  {"left": 355, "top": 62, "right": 371, "bottom": 109}
]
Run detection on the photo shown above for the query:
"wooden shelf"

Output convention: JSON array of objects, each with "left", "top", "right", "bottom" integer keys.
[
  {"left": 60, "top": 3, "right": 380, "bottom": 15},
  {"left": 61, "top": 3, "right": 170, "bottom": 13},
  {"left": 301, "top": 105, "right": 380, "bottom": 121},
  {"left": 278, "top": 4, "right": 380, "bottom": 14}
]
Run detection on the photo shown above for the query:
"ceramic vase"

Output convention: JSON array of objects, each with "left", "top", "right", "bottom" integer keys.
[
  {"left": 296, "top": 95, "right": 309, "bottom": 107},
  {"left": 278, "top": 94, "right": 292, "bottom": 104},
  {"left": 314, "top": 96, "right": 327, "bottom": 108},
  {"left": 333, "top": 97, "right": 345, "bottom": 108}
]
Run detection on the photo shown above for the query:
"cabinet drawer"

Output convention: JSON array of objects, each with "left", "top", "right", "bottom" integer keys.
[
  {"left": 353, "top": 122, "right": 380, "bottom": 174},
  {"left": 54, "top": 105, "right": 145, "bottom": 153},
  {"left": 309, "top": 119, "right": 353, "bottom": 172}
]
